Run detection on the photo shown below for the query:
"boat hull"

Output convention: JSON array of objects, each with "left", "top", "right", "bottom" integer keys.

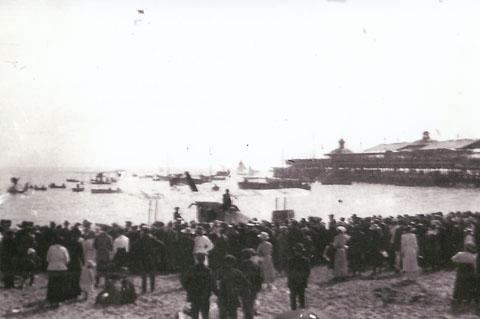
[
  {"left": 90, "top": 189, "right": 122, "bottom": 194},
  {"left": 238, "top": 179, "right": 311, "bottom": 190}
]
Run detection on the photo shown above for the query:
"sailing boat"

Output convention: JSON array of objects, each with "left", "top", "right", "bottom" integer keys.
[
  {"left": 237, "top": 161, "right": 247, "bottom": 175},
  {"left": 7, "top": 177, "right": 29, "bottom": 194}
]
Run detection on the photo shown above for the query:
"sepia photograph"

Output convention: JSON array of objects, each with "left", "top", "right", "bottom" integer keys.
[{"left": 1, "top": 0, "right": 480, "bottom": 318}]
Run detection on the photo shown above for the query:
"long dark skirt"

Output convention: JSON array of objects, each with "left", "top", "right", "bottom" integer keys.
[
  {"left": 47, "top": 271, "right": 68, "bottom": 304},
  {"left": 66, "top": 270, "right": 82, "bottom": 300},
  {"left": 453, "top": 264, "right": 476, "bottom": 303}
]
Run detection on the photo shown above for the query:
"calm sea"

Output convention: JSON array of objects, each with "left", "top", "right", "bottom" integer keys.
[{"left": 1, "top": 167, "right": 480, "bottom": 226}]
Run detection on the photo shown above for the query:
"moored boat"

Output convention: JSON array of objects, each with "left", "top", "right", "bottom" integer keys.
[
  {"left": 66, "top": 178, "right": 80, "bottom": 183},
  {"left": 72, "top": 185, "right": 85, "bottom": 192},
  {"left": 49, "top": 183, "right": 66, "bottom": 189},
  {"left": 211, "top": 175, "right": 227, "bottom": 181},
  {"left": 90, "top": 172, "right": 116, "bottom": 185},
  {"left": 7, "top": 178, "right": 29, "bottom": 194},
  {"left": 91, "top": 188, "right": 122, "bottom": 194},
  {"left": 238, "top": 177, "right": 311, "bottom": 190}
]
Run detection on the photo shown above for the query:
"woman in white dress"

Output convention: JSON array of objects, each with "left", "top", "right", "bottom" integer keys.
[
  {"left": 82, "top": 230, "right": 97, "bottom": 264},
  {"left": 401, "top": 226, "right": 419, "bottom": 281},
  {"left": 333, "top": 226, "right": 350, "bottom": 280},
  {"left": 257, "top": 232, "right": 275, "bottom": 290}
]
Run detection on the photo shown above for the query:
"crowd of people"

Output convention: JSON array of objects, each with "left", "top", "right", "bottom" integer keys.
[{"left": 1, "top": 209, "right": 480, "bottom": 317}]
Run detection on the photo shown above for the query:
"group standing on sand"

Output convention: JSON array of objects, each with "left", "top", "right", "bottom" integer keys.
[{"left": 2, "top": 209, "right": 480, "bottom": 315}]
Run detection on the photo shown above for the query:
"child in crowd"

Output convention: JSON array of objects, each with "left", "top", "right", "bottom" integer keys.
[
  {"left": 95, "top": 267, "right": 136, "bottom": 305},
  {"left": 21, "top": 248, "right": 41, "bottom": 287},
  {"left": 80, "top": 259, "right": 96, "bottom": 300}
]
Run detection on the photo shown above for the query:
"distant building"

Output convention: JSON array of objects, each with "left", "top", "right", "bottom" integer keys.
[{"left": 273, "top": 132, "right": 480, "bottom": 187}]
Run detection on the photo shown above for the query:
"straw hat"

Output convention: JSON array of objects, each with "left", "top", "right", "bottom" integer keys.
[
  {"left": 258, "top": 231, "right": 269, "bottom": 240},
  {"left": 181, "top": 227, "right": 194, "bottom": 234},
  {"left": 337, "top": 226, "right": 347, "bottom": 233}
]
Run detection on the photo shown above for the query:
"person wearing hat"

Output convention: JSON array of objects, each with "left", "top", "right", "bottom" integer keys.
[
  {"left": 333, "top": 226, "right": 350, "bottom": 281},
  {"left": 46, "top": 235, "right": 70, "bottom": 307},
  {"left": 424, "top": 222, "right": 442, "bottom": 271},
  {"left": 131, "top": 227, "right": 166, "bottom": 293},
  {"left": 184, "top": 253, "right": 215, "bottom": 319},
  {"left": 239, "top": 248, "right": 264, "bottom": 319},
  {"left": 193, "top": 226, "right": 214, "bottom": 266},
  {"left": 82, "top": 230, "right": 97, "bottom": 265},
  {"left": 256, "top": 232, "right": 275, "bottom": 290},
  {"left": 367, "top": 223, "right": 386, "bottom": 276},
  {"left": 1, "top": 230, "right": 17, "bottom": 288},
  {"left": 112, "top": 228, "right": 130, "bottom": 269},
  {"left": 400, "top": 225, "right": 419, "bottom": 281},
  {"left": 215, "top": 255, "right": 250, "bottom": 319},
  {"left": 287, "top": 243, "right": 311, "bottom": 310},
  {"left": 0, "top": 219, "right": 12, "bottom": 230},
  {"left": 451, "top": 242, "right": 477, "bottom": 307},
  {"left": 94, "top": 226, "right": 113, "bottom": 287},
  {"left": 15, "top": 221, "right": 35, "bottom": 258},
  {"left": 65, "top": 229, "right": 85, "bottom": 300},
  {"left": 21, "top": 248, "right": 41, "bottom": 287},
  {"left": 222, "top": 189, "right": 232, "bottom": 212},
  {"left": 209, "top": 224, "right": 230, "bottom": 274},
  {"left": 173, "top": 207, "right": 183, "bottom": 221}
]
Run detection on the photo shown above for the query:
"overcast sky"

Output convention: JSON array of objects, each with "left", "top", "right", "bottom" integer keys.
[{"left": 1, "top": 0, "right": 480, "bottom": 170}]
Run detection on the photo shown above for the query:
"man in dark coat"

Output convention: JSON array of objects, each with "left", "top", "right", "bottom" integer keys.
[
  {"left": 65, "top": 229, "right": 84, "bottom": 299},
  {"left": 287, "top": 243, "right": 311, "bottom": 310},
  {"left": 215, "top": 255, "right": 250, "bottom": 319},
  {"left": 209, "top": 227, "right": 230, "bottom": 274},
  {"left": 131, "top": 227, "right": 165, "bottom": 293},
  {"left": 94, "top": 226, "right": 113, "bottom": 286},
  {"left": 239, "top": 248, "right": 263, "bottom": 319},
  {"left": 222, "top": 189, "right": 232, "bottom": 212},
  {"left": 184, "top": 253, "right": 215, "bottom": 319},
  {"left": 0, "top": 230, "right": 17, "bottom": 288}
]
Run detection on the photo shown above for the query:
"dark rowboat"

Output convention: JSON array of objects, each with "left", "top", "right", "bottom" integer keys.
[
  {"left": 49, "top": 183, "right": 66, "bottom": 189},
  {"left": 91, "top": 188, "right": 122, "bottom": 194}
]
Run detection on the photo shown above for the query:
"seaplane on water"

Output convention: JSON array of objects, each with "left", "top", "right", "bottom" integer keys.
[{"left": 7, "top": 177, "right": 29, "bottom": 195}]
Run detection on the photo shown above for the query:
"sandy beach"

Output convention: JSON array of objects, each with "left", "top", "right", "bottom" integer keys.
[{"left": 2, "top": 267, "right": 479, "bottom": 319}]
